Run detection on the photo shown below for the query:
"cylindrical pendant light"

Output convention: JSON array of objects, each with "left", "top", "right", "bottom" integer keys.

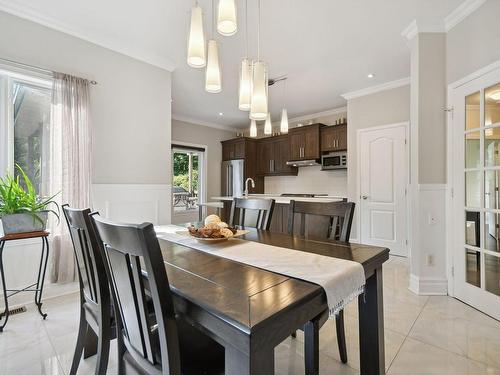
[
  {"left": 264, "top": 113, "right": 272, "bottom": 135},
  {"left": 217, "top": 0, "right": 237, "bottom": 36},
  {"left": 249, "top": 119, "right": 257, "bottom": 137},
  {"left": 239, "top": 58, "right": 252, "bottom": 111},
  {"left": 205, "top": 39, "right": 222, "bottom": 93},
  {"left": 250, "top": 61, "right": 268, "bottom": 120},
  {"left": 187, "top": 4, "right": 206, "bottom": 68},
  {"left": 280, "top": 108, "right": 289, "bottom": 134}
]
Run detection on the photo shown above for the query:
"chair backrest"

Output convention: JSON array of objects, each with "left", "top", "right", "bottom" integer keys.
[
  {"left": 287, "top": 200, "right": 355, "bottom": 242},
  {"left": 62, "top": 205, "right": 109, "bottom": 308},
  {"left": 229, "top": 198, "right": 275, "bottom": 230},
  {"left": 90, "top": 214, "right": 181, "bottom": 375}
]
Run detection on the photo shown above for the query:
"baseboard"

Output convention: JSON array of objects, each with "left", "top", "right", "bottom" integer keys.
[{"left": 409, "top": 274, "right": 448, "bottom": 295}]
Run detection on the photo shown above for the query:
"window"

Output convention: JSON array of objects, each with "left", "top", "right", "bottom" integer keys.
[{"left": 0, "top": 67, "right": 52, "bottom": 194}]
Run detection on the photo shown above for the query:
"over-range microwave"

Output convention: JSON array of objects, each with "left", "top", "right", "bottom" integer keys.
[{"left": 321, "top": 151, "right": 347, "bottom": 170}]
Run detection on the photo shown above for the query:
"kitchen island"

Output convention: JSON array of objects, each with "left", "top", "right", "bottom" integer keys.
[{"left": 211, "top": 194, "right": 347, "bottom": 234}]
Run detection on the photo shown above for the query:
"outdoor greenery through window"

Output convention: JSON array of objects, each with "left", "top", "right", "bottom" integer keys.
[{"left": 172, "top": 149, "right": 202, "bottom": 213}]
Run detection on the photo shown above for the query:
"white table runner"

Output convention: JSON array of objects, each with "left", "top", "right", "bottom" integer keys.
[{"left": 155, "top": 225, "right": 365, "bottom": 316}]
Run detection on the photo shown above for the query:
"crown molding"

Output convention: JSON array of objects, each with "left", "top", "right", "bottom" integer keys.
[
  {"left": 401, "top": 18, "right": 445, "bottom": 41},
  {"left": 0, "top": 0, "right": 176, "bottom": 72},
  {"left": 172, "top": 115, "right": 239, "bottom": 133},
  {"left": 288, "top": 106, "right": 347, "bottom": 123},
  {"left": 341, "top": 77, "right": 410, "bottom": 101},
  {"left": 445, "top": 0, "right": 487, "bottom": 31}
]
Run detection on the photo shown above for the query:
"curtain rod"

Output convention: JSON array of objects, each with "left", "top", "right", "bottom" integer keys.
[{"left": 0, "top": 57, "right": 98, "bottom": 85}]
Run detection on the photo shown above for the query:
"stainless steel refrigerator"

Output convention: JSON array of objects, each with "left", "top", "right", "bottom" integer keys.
[{"left": 221, "top": 160, "right": 244, "bottom": 196}]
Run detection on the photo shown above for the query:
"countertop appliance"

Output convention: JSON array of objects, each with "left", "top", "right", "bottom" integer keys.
[
  {"left": 321, "top": 151, "right": 347, "bottom": 170},
  {"left": 221, "top": 160, "right": 245, "bottom": 197}
]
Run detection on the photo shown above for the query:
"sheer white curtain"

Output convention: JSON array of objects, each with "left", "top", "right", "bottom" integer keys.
[{"left": 47, "top": 73, "right": 92, "bottom": 283}]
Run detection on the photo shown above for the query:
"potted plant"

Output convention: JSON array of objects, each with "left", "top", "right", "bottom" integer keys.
[{"left": 0, "top": 166, "right": 59, "bottom": 236}]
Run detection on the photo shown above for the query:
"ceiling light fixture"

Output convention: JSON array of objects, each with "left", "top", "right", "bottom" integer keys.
[
  {"left": 217, "top": 0, "right": 237, "bottom": 36},
  {"left": 264, "top": 113, "right": 272, "bottom": 135},
  {"left": 239, "top": 0, "right": 252, "bottom": 111},
  {"left": 250, "top": 0, "right": 268, "bottom": 121},
  {"left": 367, "top": 73, "right": 375, "bottom": 78},
  {"left": 489, "top": 90, "right": 500, "bottom": 101},
  {"left": 205, "top": 0, "right": 222, "bottom": 93},
  {"left": 280, "top": 78, "right": 289, "bottom": 134},
  {"left": 187, "top": 2, "right": 206, "bottom": 68},
  {"left": 219, "top": 112, "right": 224, "bottom": 116},
  {"left": 250, "top": 119, "right": 257, "bottom": 137}
]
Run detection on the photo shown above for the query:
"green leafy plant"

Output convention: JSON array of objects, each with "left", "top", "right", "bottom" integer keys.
[{"left": 0, "top": 165, "right": 60, "bottom": 224}]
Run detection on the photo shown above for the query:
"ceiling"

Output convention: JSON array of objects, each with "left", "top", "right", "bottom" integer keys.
[{"left": 1, "top": 0, "right": 464, "bottom": 128}]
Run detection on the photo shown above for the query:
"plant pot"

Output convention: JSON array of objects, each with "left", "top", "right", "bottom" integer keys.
[{"left": 0, "top": 211, "right": 49, "bottom": 236}]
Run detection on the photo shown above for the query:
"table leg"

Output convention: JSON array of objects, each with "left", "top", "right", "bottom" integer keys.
[
  {"left": 0, "top": 240, "right": 9, "bottom": 332},
  {"left": 225, "top": 345, "right": 274, "bottom": 375},
  {"left": 358, "top": 266, "right": 385, "bottom": 375},
  {"left": 34, "top": 237, "right": 49, "bottom": 319},
  {"left": 304, "top": 314, "right": 320, "bottom": 375}
]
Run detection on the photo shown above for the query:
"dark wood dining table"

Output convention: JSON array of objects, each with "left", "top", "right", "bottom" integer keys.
[{"left": 157, "top": 227, "right": 389, "bottom": 375}]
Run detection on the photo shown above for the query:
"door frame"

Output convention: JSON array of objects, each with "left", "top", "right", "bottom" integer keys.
[
  {"left": 356, "top": 121, "right": 410, "bottom": 257},
  {"left": 171, "top": 140, "right": 208, "bottom": 221},
  {"left": 446, "top": 58, "right": 500, "bottom": 297}
]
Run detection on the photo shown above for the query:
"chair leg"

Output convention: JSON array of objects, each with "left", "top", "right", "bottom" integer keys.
[
  {"left": 70, "top": 310, "right": 88, "bottom": 375},
  {"left": 95, "top": 323, "right": 111, "bottom": 375},
  {"left": 83, "top": 326, "right": 98, "bottom": 359},
  {"left": 336, "top": 310, "right": 348, "bottom": 364}
]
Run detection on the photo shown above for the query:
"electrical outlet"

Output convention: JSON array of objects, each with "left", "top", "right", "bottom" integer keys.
[
  {"left": 426, "top": 254, "right": 434, "bottom": 266},
  {"left": 428, "top": 214, "right": 437, "bottom": 225}
]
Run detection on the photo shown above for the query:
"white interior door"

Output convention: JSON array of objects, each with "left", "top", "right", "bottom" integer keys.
[
  {"left": 359, "top": 123, "right": 408, "bottom": 257},
  {"left": 452, "top": 66, "right": 500, "bottom": 320}
]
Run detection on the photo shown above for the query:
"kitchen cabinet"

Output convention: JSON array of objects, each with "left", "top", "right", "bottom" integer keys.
[
  {"left": 257, "top": 135, "right": 298, "bottom": 176},
  {"left": 321, "top": 124, "right": 347, "bottom": 152},
  {"left": 222, "top": 138, "right": 246, "bottom": 160},
  {"left": 288, "top": 123, "right": 322, "bottom": 161}
]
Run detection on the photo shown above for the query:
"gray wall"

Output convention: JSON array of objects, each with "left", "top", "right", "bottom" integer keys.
[
  {"left": 447, "top": 0, "right": 500, "bottom": 84},
  {"left": 0, "top": 11, "right": 172, "bottom": 184},
  {"left": 347, "top": 85, "right": 411, "bottom": 239},
  {"left": 171, "top": 120, "right": 234, "bottom": 199}
]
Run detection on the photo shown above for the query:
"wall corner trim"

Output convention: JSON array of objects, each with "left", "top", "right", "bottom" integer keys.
[
  {"left": 444, "top": 0, "right": 487, "bottom": 32},
  {"left": 341, "top": 77, "right": 410, "bottom": 101},
  {"left": 409, "top": 274, "right": 448, "bottom": 295}
]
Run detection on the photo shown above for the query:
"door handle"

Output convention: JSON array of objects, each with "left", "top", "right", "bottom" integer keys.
[{"left": 362, "top": 195, "right": 368, "bottom": 200}]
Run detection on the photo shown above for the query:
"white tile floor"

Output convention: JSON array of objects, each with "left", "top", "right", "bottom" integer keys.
[{"left": 1, "top": 256, "right": 500, "bottom": 374}]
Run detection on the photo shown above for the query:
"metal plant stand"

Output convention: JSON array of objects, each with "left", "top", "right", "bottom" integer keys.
[{"left": 0, "top": 231, "right": 50, "bottom": 332}]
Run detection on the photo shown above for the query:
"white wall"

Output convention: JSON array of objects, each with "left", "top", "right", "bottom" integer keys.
[{"left": 0, "top": 11, "right": 172, "bottom": 306}]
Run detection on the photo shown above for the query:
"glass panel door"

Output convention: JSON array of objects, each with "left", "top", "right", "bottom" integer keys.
[{"left": 453, "top": 69, "right": 500, "bottom": 320}]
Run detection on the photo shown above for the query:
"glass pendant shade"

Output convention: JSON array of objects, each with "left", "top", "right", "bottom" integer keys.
[
  {"left": 264, "top": 113, "right": 272, "bottom": 135},
  {"left": 239, "top": 58, "right": 252, "bottom": 111},
  {"left": 280, "top": 108, "right": 289, "bottom": 133},
  {"left": 187, "top": 5, "right": 206, "bottom": 68},
  {"left": 249, "top": 119, "right": 257, "bottom": 137},
  {"left": 217, "top": 0, "right": 237, "bottom": 36},
  {"left": 250, "top": 61, "right": 268, "bottom": 121},
  {"left": 205, "top": 40, "right": 222, "bottom": 93}
]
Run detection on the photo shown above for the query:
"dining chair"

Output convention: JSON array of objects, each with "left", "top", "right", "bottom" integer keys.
[
  {"left": 287, "top": 200, "right": 355, "bottom": 364},
  {"left": 90, "top": 214, "right": 225, "bottom": 375},
  {"left": 62, "top": 205, "right": 115, "bottom": 375},
  {"left": 229, "top": 197, "right": 275, "bottom": 230}
]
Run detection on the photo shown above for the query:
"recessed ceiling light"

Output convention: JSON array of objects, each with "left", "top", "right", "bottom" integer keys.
[
  {"left": 219, "top": 112, "right": 224, "bottom": 116},
  {"left": 367, "top": 73, "right": 375, "bottom": 78}
]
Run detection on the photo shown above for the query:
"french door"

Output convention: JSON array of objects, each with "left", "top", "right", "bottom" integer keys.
[{"left": 452, "top": 66, "right": 500, "bottom": 320}]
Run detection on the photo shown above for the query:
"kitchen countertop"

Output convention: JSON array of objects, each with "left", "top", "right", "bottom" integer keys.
[{"left": 211, "top": 194, "right": 347, "bottom": 204}]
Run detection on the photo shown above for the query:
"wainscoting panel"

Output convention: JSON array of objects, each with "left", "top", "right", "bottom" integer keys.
[{"left": 92, "top": 184, "right": 172, "bottom": 225}]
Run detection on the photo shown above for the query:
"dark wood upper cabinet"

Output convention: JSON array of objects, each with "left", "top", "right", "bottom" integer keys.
[
  {"left": 288, "top": 123, "right": 322, "bottom": 161},
  {"left": 321, "top": 124, "right": 347, "bottom": 152},
  {"left": 257, "top": 135, "right": 297, "bottom": 176},
  {"left": 222, "top": 138, "right": 246, "bottom": 160}
]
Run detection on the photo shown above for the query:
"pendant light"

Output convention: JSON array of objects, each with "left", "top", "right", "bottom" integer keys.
[
  {"left": 217, "top": 0, "right": 237, "bottom": 36},
  {"left": 250, "top": 119, "right": 257, "bottom": 137},
  {"left": 264, "top": 113, "right": 272, "bottom": 135},
  {"left": 280, "top": 79, "right": 289, "bottom": 133},
  {"left": 250, "top": 0, "right": 268, "bottom": 121},
  {"left": 239, "top": 0, "right": 252, "bottom": 111},
  {"left": 206, "top": 0, "right": 222, "bottom": 93},
  {"left": 187, "top": 2, "right": 206, "bottom": 68}
]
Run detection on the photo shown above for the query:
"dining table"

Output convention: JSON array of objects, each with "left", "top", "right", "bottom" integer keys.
[{"left": 157, "top": 226, "right": 389, "bottom": 375}]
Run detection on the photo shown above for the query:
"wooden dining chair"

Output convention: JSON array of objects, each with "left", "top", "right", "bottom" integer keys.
[
  {"left": 287, "top": 200, "right": 355, "bottom": 364},
  {"left": 62, "top": 205, "right": 115, "bottom": 375},
  {"left": 229, "top": 197, "right": 275, "bottom": 230},
  {"left": 90, "top": 214, "right": 225, "bottom": 375}
]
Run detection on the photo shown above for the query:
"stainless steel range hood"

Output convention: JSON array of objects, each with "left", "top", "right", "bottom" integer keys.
[{"left": 286, "top": 159, "right": 320, "bottom": 167}]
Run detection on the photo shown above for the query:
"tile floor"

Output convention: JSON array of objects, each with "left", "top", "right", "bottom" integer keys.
[{"left": 1, "top": 256, "right": 500, "bottom": 374}]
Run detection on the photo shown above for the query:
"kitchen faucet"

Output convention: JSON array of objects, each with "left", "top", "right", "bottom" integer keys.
[{"left": 244, "top": 178, "right": 255, "bottom": 197}]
